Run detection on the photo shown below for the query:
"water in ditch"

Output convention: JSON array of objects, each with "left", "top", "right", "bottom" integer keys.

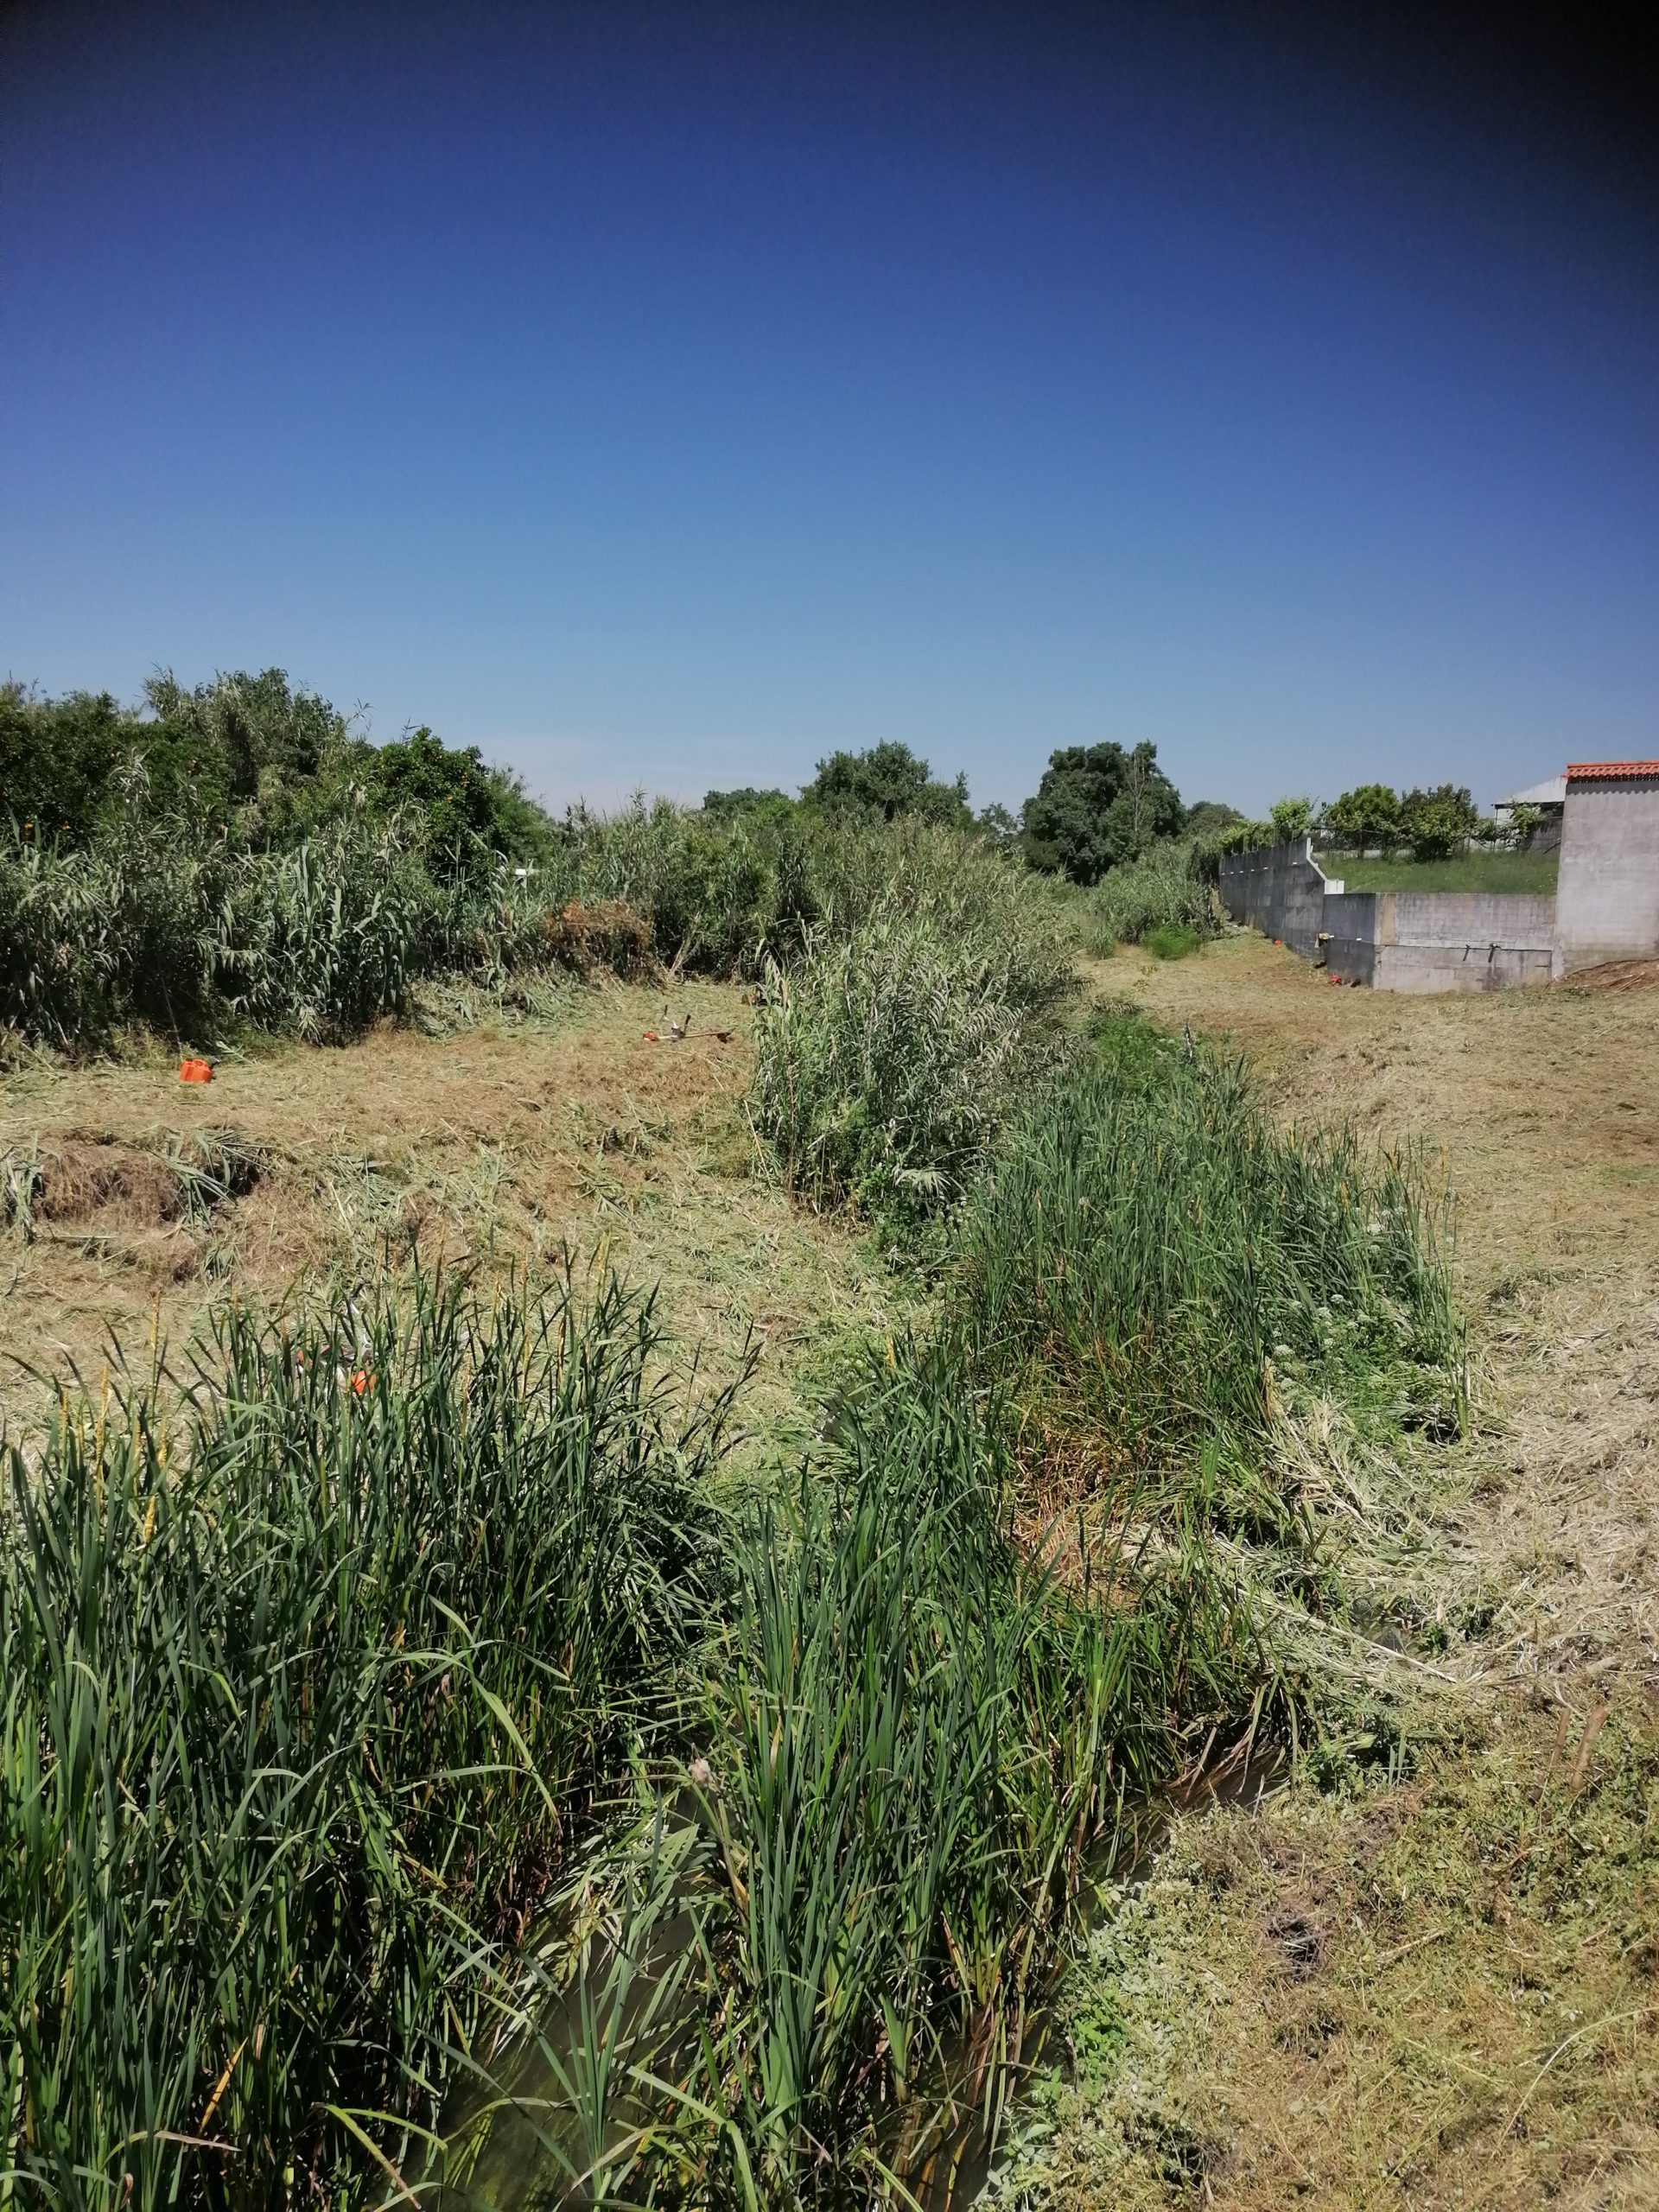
[{"left": 433, "top": 1738, "right": 1283, "bottom": 2209}]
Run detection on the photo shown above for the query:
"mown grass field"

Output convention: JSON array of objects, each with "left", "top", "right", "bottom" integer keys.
[{"left": 3, "top": 910, "right": 1655, "bottom": 2208}]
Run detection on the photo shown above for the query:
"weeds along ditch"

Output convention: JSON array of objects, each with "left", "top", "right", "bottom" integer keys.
[
  {"left": 3, "top": 943, "right": 1464, "bottom": 2211},
  {"left": 1, "top": 1268, "right": 747, "bottom": 2211}
]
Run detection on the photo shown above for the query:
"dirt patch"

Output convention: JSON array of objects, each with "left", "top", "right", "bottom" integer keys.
[{"left": 33, "top": 1141, "right": 188, "bottom": 1229}]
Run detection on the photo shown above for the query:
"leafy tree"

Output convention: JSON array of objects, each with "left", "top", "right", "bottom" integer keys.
[
  {"left": 1268, "top": 796, "right": 1313, "bottom": 844},
  {"left": 975, "top": 800, "right": 1024, "bottom": 855},
  {"left": 1399, "top": 783, "right": 1481, "bottom": 861},
  {"left": 145, "top": 668, "right": 352, "bottom": 810},
  {"left": 1183, "top": 799, "right": 1243, "bottom": 839},
  {"left": 1021, "top": 741, "right": 1184, "bottom": 885},
  {"left": 0, "top": 681, "right": 230, "bottom": 842},
  {"left": 367, "top": 728, "right": 548, "bottom": 877},
  {"left": 1319, "top": 784, "right": 1400, "bottom": 853},
  {"left": 1504, "top": 800, "right": 1542, "bottom": 851},
  {"left": 803, "top": 741, "right": 971, "bottom": 828}
]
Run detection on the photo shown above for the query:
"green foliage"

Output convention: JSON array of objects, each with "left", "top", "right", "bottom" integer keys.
[
  {"left": 1503, "top": 799, "right": 1542, "bottom": 850},
  {"left": 0, "top": 767, "right": 225, "bottom": 1043},
  {"left": 1090, "top": 842, "right": 1220, "bottom": 950},
  {"left": 366, "top": 727, "right": 557, "bottom": 880},
  {"left": 1144, "top": 922, "right": 1203, "bottom": 959},
  {"left": 802, "top": 740, "right": 972, "bottom": 829},
  {"left": 976, "top": 798, "right": 1024, "bottom": 853},
  {"left": 1268, "top": 795, "right": 1313, "bottom": 843},
  {"left": 1182, "top": 799, "right": 1243, "bottom": 839},
  {"left": 1320, "top": 782, "right": 1402, "bottom": 853},
  {"left": 0, "top": 681, "right": 229, "bottom": 842},
  {"left": 691, "top": 1351, "right": 1255, "bottom": 2196},
  {"left": 1321, "top": 849, "right": 1558, "bottom": 896},
  {"left": 701, "top": 785, "right": 800, "bottom": 833},
  {"left": 1214, "top": 817, "right": 1272, "bottom": 855},
  {"left": 0, "top": 1263, "right": 744, "bottom": 2212},
  {"left": 1022, "top": 742, "right": 1185, "bottom": 885},
  {"left": 958, "top": 1013, "right": 1464, "bottom": 1496},
  {"left": 218, "top": 824, "right": 439, "bottom": 1040},
  {"left": 1399, "top": 782, "right": 1484, "bottom": 861},
  {"left": 748, "top": 898, "right": 1068, "bottom": 1236}
]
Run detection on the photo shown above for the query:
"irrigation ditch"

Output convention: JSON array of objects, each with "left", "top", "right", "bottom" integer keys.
[{"left": 1, "top": 1007, "right": 1465, "bottom": 2209}]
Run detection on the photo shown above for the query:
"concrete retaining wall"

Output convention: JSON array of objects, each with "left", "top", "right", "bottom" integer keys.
[
  {"left": 1222, "top": 856, "right": 1555, "bottom": 994},
  {"left": 1217, "top": 838, "right": 1333, "bottom": 959},
  {"left": 1553, "top": 779, "right": 1659, "bottom": 976},
  {"left": 1319, "top": 892, "right": 1380, "bottom": 986}
]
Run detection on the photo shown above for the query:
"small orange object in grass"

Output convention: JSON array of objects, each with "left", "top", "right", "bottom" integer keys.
[
  {"left": 350, "top": 1368, "right": 375, "bottom": 1396},
  {"left": 642, "top": 1029, "right": 660, "bottom": 1042},
  {"left": 179, "top": 1058, "right": 213, "bottom": 1084}
]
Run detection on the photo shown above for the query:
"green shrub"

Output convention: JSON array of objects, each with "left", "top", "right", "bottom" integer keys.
[
  {"left": 1090, "top": 841, "right": 1220, "bottom": 950},
  {"left": 1144, "top": 921, "right": 1202, "bottom": 959},
  {"left": 748, "top": 898, "right": 1070, "bottom": 1235}
]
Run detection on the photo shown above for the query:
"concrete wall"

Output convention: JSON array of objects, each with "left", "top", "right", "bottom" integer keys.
[
  {"left": 1553, "top": 779, "right": 1659, "bottom": 976},
  {"left": 1319, "top": 891, "right": 1379, "bottom": 986},
  {"left": 1223, "top": 851, "right": 1556, "bottom": 994},
  {"left": 1375, "top": 891, "right": 1554, "bottom": 993},
  {"left": 1217, "top": 838, "right": 1332, "bottom": 959}
]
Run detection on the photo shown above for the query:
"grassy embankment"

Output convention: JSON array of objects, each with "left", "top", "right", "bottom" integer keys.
[
  {"left": 1, "top": 819, "right": 1468, "bottom": 2207},
  {"left": 1316, "top": 849, "right": 1560, "bottom": 895},
  {"left": 982, "top": 933, "right": 1659, "bottom": 2210}
]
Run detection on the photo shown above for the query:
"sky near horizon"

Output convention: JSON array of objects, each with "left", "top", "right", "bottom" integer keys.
[{"left": 3, "top": 2, "right": 1656, "bottom": 817}]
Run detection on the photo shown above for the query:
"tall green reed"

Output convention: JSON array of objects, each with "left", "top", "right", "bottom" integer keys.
[{"left": 0, "top": 1263, "right": 744, "bottom": 2210}]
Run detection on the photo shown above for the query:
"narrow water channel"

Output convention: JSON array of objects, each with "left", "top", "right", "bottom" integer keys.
[{"left": 435, "top": 1740, "right": 1282, "bottom": 2209}]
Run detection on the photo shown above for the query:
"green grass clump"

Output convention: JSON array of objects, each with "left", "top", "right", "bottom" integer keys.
[
  {"left": 1142, "top": 922, "right": 1203, "bottom": 961},
  {"left": 0, "top": 1264, "right": 743, "bottom": 2211},
  {"left": 1090, "top": 842, "right": 1220, "bottom": 952},
  {"left": 958, "top": 1014, "right": 1463, "bottom": 1512},
  {"left": 749, "top": 893, "right": 1074, "bottom": 1237}
]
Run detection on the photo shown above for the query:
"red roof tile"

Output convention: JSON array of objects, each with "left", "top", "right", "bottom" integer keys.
[{"left": 1566, "top": 760, "right": 1659, "bottom": 781}]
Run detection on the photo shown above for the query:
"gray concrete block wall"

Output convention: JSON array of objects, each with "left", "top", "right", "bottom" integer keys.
[
  {"left": 1319, "top": 891, "right": 1379, "bottom": 985},
  {"left": 1389, "top": 892, "right": 1555, "bottom": 950},
  {"left": 1217, "top": 838, "right": 1332, "bottom": 957},
  {"left": 1223, "top": 854, "right": 1557, "bottom": 994},
  {"left": 1553, "top": 779, "right": 1659, "bottom": 976}
]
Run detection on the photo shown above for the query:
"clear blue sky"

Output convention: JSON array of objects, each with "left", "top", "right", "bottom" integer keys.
[{"left": 3, "top": 2, "right": 1656, "bottom": 815}]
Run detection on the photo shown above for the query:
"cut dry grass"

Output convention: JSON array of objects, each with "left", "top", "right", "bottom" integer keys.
[
  {"left": 988, "top": 932, "right": 1659, "bottom": 2209},
  {"left": 0, "top": 979, "right": 909, "bottom": 1451}
]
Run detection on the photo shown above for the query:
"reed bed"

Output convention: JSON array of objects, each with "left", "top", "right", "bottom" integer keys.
[
  {"left": 957, "top": 1015, "right": 1463, "bottom": 1518},
  {"left": 1, "top": 802, "right": 1075, "bottom": 1053},
  {"left": 1089, "top": 841, "right": 1220, "bottom": 951},
  {"left": 0, "top": 1265, "right": 744, "bottom": 2210},
  {"left": 747, "top": 881, "right": 1076, "bottom": 1236}
]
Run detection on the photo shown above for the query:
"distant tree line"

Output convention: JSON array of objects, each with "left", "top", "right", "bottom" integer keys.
[{"left": 0, "top": 671, "right": 554, "bottom": 882}]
